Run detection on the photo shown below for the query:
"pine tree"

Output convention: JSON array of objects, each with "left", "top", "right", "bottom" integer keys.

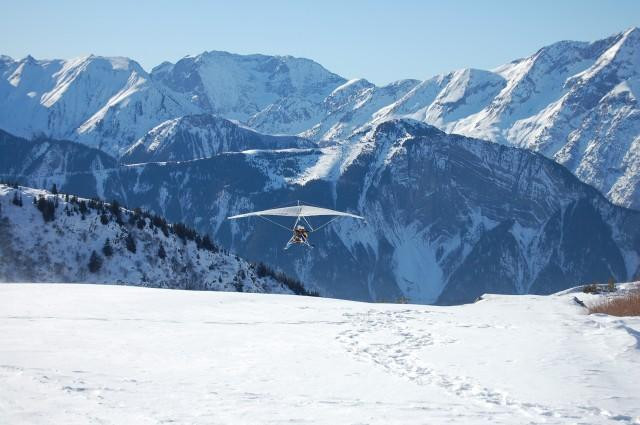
[
  {"left": 36, "top": 196, "right": 55, "bottom": 222},
  {"left": 125, "top": 233, "right": 136, "bottom": 253},
  {"left": 201, "top": 234, "right": 217, "bottom": 252},
  {"left": 158, "top": 243, "right": 166, "bottom": 260},
  {"left": 88, "top": 250, "right": 102, "bottom": 273},
  {"left": 100, "top": 213, "right": 109, "bottom": 225},
  {"left": 152, "top": 215, "right": 169, "bottom": 237},
  {"left": 102, "top": 238, "right": 113, "bottom": 257},
  {"left": 256, "top": 262, "right": 270, "bottom": 278},
  {"left": 51, "top": 183, "right": 58, "bottom": 195},
  {"left": 110, "top": 200, "right": 122, "bottom": 224}
]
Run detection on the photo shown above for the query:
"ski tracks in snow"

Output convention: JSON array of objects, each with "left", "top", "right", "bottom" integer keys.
[{"left": 335, "top": 308, "right": 636, "bottom": 424}]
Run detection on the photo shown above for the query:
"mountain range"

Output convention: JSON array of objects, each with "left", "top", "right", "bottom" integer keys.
[
  {"left": 2, "top": 120, "right": 639, "bottom": 304},
  {"left": 1, "top": 28, "right": 640, "bottom": 304},
  {"left": 1, "top": 28, "right": 639, "bottom": 208}
]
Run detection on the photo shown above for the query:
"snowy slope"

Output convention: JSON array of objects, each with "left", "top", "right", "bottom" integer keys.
[
  {"left": 1, "top": 283, "right": 639, "bottom": 424},
  {"left": 292, "top": 78, "right": 420, "bottom": 142},
  {"left": 0, "top": 184, "right": 306, "bottom": 295}
]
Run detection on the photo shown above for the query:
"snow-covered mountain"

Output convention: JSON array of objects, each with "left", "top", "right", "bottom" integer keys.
[
  {"left": 0, "top": 129, "right": 122, "bottom": 200},
  {"left": 0, "top": 183, "right": 312, "bottom": 295},
  {"left": 151, "top": 51, "right": 346, "bottom": 134},
  {"left": 0, "top": 54, "right": 199, "bottom": 157},
  {"left": 373, "top": 27, "right": 640, "bottom": 209},
  {"left": 3, "top": 121, "right": 639, "bottom": 304},
  {"left": 121, "top": 114, "right": 315, "bottom": 164},
  {"left": 2, "top": 29, "right": 639, "bottom": 206},
  {"left": 298, "top": 77, "right": 421, "bottom": 143}
]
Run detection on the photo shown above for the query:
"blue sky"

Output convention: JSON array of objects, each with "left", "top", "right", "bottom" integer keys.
[{"left": 2, "top": 0, "right": 638, "bottom": 84}]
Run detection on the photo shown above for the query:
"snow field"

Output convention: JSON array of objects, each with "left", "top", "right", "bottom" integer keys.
[{"left": 1, "top": 284, "right": 639, "bottom": 424}]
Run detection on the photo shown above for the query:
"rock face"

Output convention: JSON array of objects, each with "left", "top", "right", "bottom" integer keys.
[
  {"left": 2, "top": 28, "right": 639, "bottom": 207},
  {"left": 2, "top": 121, "right": 639, "bottom": 304}
]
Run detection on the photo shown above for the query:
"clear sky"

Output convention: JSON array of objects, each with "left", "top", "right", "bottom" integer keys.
[{"left": 2, "top": 0, "right": 639, "bottom": 85}]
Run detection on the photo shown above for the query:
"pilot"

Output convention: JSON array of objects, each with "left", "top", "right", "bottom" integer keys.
[{"left": 294, "top": 225, "right": 308, "bottom": 243}]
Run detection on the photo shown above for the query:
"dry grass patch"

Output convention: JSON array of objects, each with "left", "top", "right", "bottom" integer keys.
[{"left": 589, "top": 291, "right": 640, "bottom": 316}]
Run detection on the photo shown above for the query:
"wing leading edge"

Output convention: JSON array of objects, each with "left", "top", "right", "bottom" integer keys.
[{"left": 227, "top": 204, "right": 363, "bottom": 220}]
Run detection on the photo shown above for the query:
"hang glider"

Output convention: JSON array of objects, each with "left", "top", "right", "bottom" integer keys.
[
  {"left": 227, "top": 205, "right": 363, "bottom": 220},
  {"left": 227, "top": 201, "right": 364, "bottom": 250}
]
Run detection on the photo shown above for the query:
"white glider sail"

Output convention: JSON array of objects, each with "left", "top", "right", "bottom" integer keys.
[
  {"left": 227, "top": 201, "right": 364, "bottom": 249},
  {"left": 228, "top": 205, "right": 363, "bottom": 220}
]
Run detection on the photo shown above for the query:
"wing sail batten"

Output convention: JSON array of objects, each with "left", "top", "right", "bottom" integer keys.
[{"left": 227, "top": 204, "right": 363, "bottom": 220}]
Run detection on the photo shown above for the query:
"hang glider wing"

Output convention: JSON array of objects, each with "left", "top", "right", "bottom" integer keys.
[{"left": 227, "top": 205, "right": 363, "bottom": 220}]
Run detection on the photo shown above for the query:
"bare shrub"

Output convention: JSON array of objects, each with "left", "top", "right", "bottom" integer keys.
[{"left": 589, "top": 290, "right": 640, "bottom": 316}]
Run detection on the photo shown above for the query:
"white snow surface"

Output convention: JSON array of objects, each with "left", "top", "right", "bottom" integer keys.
[{"left": 0, "top": 283, "right": 639, "bottom": 424}]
